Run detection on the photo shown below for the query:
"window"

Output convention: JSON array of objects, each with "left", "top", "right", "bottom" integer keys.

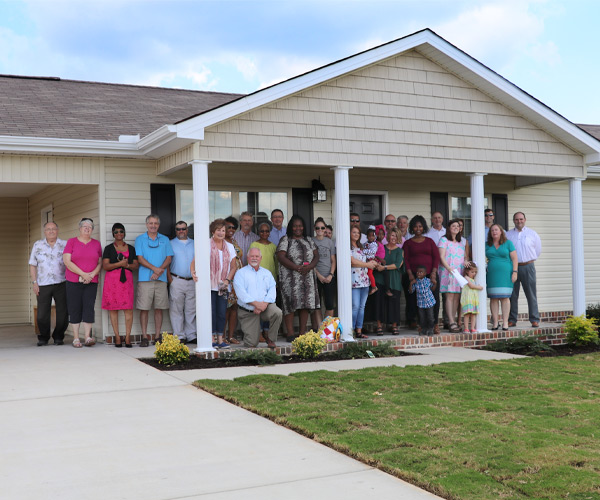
[
  {"left": 180, "top": 190, "right": 232, "bottom": 225},
  {"left": 239, "top": 192, "right": 287, "bottom": 228},
  {"left": 451, "top": 196, "right": 489, "bottom": 239}
]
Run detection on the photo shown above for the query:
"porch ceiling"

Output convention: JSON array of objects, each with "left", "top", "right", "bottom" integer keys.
[{"left": 0, "top": 182, "right": 48, "bottom": 197}]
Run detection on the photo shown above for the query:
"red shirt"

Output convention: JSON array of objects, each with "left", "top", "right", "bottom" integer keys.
[{"left": 403, "top": 237, "right": 440, "bottom": 276}]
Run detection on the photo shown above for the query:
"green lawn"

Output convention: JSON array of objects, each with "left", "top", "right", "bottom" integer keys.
[{"left": 196, "top": 354, "right": 600, "bottom": 500}]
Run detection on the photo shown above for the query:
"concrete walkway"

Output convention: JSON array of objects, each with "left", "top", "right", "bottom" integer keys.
[{"left": 1, "top": 326, "right": 524, "bottom": 500}]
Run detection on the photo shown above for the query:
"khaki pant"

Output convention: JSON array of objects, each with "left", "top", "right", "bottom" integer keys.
[{"left": 238, "top": 303, "right": 282, "bottom": 347}]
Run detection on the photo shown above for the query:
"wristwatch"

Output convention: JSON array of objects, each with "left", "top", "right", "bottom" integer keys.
[{"left": 32, "top": 280, "right": 37, "bottom": 284}]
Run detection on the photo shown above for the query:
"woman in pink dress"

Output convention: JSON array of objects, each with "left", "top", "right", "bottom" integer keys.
[
  {"left": 438, "top": 219, "right": 469, "bottom": 333},
  {"left": 102, "top": 223, "right": 139, "bottom": 347}
]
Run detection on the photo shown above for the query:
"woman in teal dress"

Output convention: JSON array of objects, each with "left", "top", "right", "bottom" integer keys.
[{"left": 485, "top": 224, "right": 518, "bottom": 331}]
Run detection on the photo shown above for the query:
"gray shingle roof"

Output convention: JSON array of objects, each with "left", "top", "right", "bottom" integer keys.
[
  {"left": 0, "top": 75, "right": 243, "bottom": 141},
  {"left": 578, "top": 124, "right": 600, "bottom": 142}
]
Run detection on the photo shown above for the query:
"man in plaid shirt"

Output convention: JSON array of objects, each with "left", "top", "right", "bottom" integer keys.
[{"left": 409, "top": 265, "right": 437, "bottom": 336}]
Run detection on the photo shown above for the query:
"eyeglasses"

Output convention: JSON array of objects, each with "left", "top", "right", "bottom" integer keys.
[
  {"left": 485, "top": 214, "right": 494, "bottom": 217},
  {"left": 175, "top": 227, "right": 187, "bottom": 231},
  {"left": 226, "top": 225, "right": 236, "bottom": 230},
  {"left": 259, "top": 229, "right": 271, "bottom": 233},
  {"left": 385, "top": 219, "right": 395, "bottom": 223},
  {"left": 315, "top": 226, "right": 325, "bottom": 230},
  {"left": 350, "top": 219, "right": 360, "bottom": 223}
]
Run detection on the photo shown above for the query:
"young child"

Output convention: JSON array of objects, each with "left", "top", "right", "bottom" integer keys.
[
  {"left": 461, "top": 262, "right": 483, "bottom": 333},
  {"left": 409, "top": 265, "right": 436, "bottom": 336},
  {"left": 363, "top": 227, "right": 379, "bottom": 294}
]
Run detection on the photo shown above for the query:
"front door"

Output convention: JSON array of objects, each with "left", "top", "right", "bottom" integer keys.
[{"left": 349, "top": 194, "right": 383, "bottom": 234}]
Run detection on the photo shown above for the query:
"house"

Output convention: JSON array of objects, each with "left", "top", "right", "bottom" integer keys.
[{"left": 2, "top": 29, "right": 599, "bottom": 348}]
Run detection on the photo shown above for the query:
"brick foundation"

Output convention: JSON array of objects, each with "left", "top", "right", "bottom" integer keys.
[{"left": 191, "top": 323, "right": 567, "bottom": 360}]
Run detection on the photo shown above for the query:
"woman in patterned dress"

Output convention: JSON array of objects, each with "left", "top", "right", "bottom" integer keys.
[
  {"left": 438, "top": 219, "right": 468, "bottom": 333},
  {"left": 102, "top": 223, "right": 139, "bottom": 347},
  {"left": 224, "top": 216, "right": 243, "bottom": 344},
  {"left": 276, "top": 215, "right": 320, "bottom": 342}
]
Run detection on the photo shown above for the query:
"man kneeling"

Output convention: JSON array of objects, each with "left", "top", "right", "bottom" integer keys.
[{"left": 233, "top": 247, "right": 282, "bottom": 348}]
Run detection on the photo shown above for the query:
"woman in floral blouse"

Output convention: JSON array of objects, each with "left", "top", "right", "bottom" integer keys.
[{"left": 350, "top": 226, "right": 377, "bottom": 338}]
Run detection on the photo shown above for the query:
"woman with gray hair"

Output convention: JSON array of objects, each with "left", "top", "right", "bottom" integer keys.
[{"left": 63, "top": 217, "right": 103, "bottom": 347}]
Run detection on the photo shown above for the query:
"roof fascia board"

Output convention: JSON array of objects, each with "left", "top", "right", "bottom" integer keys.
[
  {"left": 0, "top": 125, "right": 197, "bottom": 158},
  {"left": 175, "top": 31, "right": 432, "bottom": 139}
]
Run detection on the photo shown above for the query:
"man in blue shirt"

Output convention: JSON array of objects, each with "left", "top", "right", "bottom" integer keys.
[
  {"left": 167, "top": 221, "right": 196, "bottom": 344},
  {"left": 268, "top": 208, "right": 286, "bottom": 247},
  {"left": 135, "top": 214, "right": 174, "bottom": 347},
  {"left": 233, "top": 247, "right": 282, "bottom": 348}
]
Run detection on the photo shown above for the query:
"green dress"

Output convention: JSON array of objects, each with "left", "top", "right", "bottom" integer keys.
[{"left": 485, "top": 240, "right": 516, "bottom": 298}]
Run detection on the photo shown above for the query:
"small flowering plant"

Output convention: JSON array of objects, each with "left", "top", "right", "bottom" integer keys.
[
  {"left": 292, "top": 330, "right": 326, "bottom": 359},
  {"left": 154, "top": 333, "right": 190, "bottom": 365},
  {"left": 564, "top": 315, "right": 599, "bottom": 346}
]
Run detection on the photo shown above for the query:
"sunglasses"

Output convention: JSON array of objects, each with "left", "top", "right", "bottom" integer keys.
[
  {"left": 113, "top": 230, "right": 125, "bottom": 234},
  {"left": 485, "top": 214, "right": 494, "bottom": 217},
  {"left": 350, "top": 219, "right": 360, "bottom": 223},
  {"left": 226, "top": 225, "right": 236, "bottom": 230},
  {"left": 259, "top": 229, "right": 271, "bottom": 233},
  {"left": 385, "top": 220, "right": 395, "bottom": 223},
  {"left": 315, "top": 226, "right": 325, "bottom": 230},
  {"left": 175, "top": 227, "right": 187, "bottom": 231}
]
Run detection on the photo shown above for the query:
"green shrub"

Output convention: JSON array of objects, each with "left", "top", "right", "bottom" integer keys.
[
  {"left": 221, "top": 349, "right": 282, "bottom": 366},
  {"left": 586, "top": 303, "right": 600, "bottom": 323},
  {"left": 483, "top": 335, "right": 554, "bottom": 356},
  {"left": 565, "top": 315, "right": 599, "bottom": 346},
  {"left": 331, "top": 341, "right": 399, "bottom": 360},
  {"left": 154, "top": 333, "right": 190, "bottom": 365},
  {"left": 292, "top": 330, "right": 326, "bottom": 359}
]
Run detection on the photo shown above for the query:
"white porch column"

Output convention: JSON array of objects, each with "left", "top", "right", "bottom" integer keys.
[
  {"left": 469, "top": 173, "right": 489, "bottom": 333},
  {"left": 190, "top": 160, "right": 215, "bottom": 353},
  {"left": 332, "top": 166, "right": 354, "bottom": 341},
  {"left": 569, "top": 178, "right": 586, "bottom": 316}
]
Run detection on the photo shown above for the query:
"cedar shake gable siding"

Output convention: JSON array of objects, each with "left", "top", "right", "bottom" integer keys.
[
  {"left": 0, "top": 75, "right": 243, "bottom": 141},
  {"left": 190, "top": 50, "right": 583, "bottom": 178}
]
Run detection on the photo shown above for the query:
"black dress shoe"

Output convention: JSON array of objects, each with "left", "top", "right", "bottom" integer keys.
[
  {"left": 54, "top": 340, "right": 64, "bottom": 346},
  {"left": 37, "top": 340, "right": 48, "bottom": 346}
]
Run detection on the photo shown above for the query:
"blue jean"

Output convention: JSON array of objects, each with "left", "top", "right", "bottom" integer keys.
[
  {"left": 352, "top": 286, "right": 370, "bottom": 330},
  {"left": 211, "top": 291, "right": 227, "bottom": 334}
]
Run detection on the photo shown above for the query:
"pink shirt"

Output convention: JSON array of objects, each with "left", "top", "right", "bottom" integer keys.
[{"left": 64, "top": 237, "right": 102, "bottom": 283}]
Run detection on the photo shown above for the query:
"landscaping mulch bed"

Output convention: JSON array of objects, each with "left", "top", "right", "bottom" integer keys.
[
  {"left": 141, "top": 349, "right": 416, "bottom": 371},
  {"left": 532, "top": 343, "right": 600, "bottom": 357}
]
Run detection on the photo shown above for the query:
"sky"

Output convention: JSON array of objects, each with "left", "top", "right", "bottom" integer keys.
[{"left": 0, "top": 0, "right": 598, "bottom": 124}]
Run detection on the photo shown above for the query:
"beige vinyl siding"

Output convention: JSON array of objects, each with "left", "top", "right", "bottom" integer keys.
[
  {"left": 0, "top": 155, "right": 102, "bottom": 184},
  {"left": 583, "top": 179, "right": 600, "bottom": 306},
  {"left": 28, "top": 184, "right": 102, "bottom": 334},
  {"left": 191, "top": 50, "right": 583, "bottom": 178},
  {"left": 0, "top": 198, "right": 30, "bottom": 324}
]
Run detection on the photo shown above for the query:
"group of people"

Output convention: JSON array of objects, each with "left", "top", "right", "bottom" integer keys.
[
  {"left": 349, "top": 209, "right": 542, "bottom": 337},
  {"left": 29, "top": 206, "right": 541, "bottom": 349}
]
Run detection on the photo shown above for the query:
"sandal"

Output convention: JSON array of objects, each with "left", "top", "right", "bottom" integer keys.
[
  {"left": 449, "top": 323, "right": 461, "bottom": 333},
  {"left": 376, "top": 327, "right": 384, "bottom": 336},
  {"left": 355, "top": 333, "right": 369, "bottom": 339},
  {"left": 72, "top": 338, "right": 82, "bottom": 348},
  {"left": 84, "top": 337, "right": 95, "bottom": 347},
  {"left": 227, "top": 337, "right": 240, "bottom": 344},
  {"left": 392, "top": 327, "right": 400, "bottom": 335}
]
